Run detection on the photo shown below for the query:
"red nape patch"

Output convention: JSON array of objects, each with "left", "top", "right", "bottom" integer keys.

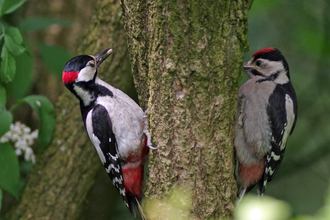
[
  {"left": 253, "top": 47, "right": 275, "bottom": 57},
  {"left": 238, "top": 163, "right": 265, "bottom": 188},
  {"left": 62, "top": 71, "right": 79, "bottom": 84},
  {"left": 122, "top": 165, "right": 144, "bottom": 200}
]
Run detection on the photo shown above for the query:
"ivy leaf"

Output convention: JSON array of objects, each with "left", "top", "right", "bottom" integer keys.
[
  {"left": 0, "top": 143, "right": 19, "bottom": 199},
  {"left": 0, "top": 47, "right": 16, "bottom": 84},
  {"left": 21, "top": 95, "right": 55, "bottom": 151}
]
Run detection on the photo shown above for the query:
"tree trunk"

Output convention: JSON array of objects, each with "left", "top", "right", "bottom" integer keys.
[
  {"left": 122, "top": 0, "right": 253, "bottom": 219},
  {"left": 6, "top": 0, "right": 253, "bottom": 219}
]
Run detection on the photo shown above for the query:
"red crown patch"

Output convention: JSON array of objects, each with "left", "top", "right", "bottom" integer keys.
[{"left": 253, "top": 47, "right": 275, "bottom": 57}]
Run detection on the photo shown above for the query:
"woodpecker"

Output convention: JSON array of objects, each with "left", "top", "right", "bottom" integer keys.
[
  {"left": 62, "top": 48, "right": 155, "bottom": 218},
  {"left": 234, "top": 48, "right": 297, "bottom": 202}
]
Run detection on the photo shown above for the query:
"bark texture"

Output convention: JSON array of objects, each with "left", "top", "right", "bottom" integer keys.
[
  {"left": 6, "top": 0, "right": 134, "bottom": 219},
  {"left": 121, "top": 0, "right": 253, "bottom": 219}
]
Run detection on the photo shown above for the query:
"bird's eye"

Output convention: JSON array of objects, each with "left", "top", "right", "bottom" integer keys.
[
  {"left": 256, "top": 60, "right": 263, "bottom": 67},
  {"left": 88, "top": 61, "right": 95, "bottom": 68}
]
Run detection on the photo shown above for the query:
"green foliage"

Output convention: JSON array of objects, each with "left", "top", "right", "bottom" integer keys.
[
  {"left": 0, "top": 108, "right": 12, "bottom": 137},
  {"left": 0, "top": 0, "right": 63, "bottom": 207},
  {"left": 0, "top": 0, "right": 27, "bottom": 16},
  {"left": 0, "top": 83, "right": 5, "bottom": 107},
  {"left": 0, "top": 188, "right": 2, "bottom": 210},
  {"left": 7, "top": 51, "right": 33, "bottom": 99},
  {"left": 21, "top": 95, "right": 55, "bottom": 151},
  {"left": 0, "top": 47, "right": 16, "bottom": 83},
  {"left": 0, "top": 143, "right": 19, "bottom": 199}
]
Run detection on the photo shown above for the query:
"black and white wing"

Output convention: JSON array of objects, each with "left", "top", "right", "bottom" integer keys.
[
  {"left": 85, "top": 104, "right": 129, "bottom": 207},
  {"left": 258, "top": 84, "right": 297, "bottom": 194}
]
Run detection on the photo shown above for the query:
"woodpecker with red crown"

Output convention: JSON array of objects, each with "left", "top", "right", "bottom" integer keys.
[
  {"left": 234, "top": 48, "right": 297, "bottom": 203},
  {"left": 62, "top": 48, "right": 155, "bottom": 218}
]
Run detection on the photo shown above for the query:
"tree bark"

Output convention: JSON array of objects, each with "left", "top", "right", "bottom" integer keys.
[
  {"left": 122, "top": 0, "right": 253, "bottom": 219},
  {"left": 5, "top": 0, "right": 134, "bottom": 219}
]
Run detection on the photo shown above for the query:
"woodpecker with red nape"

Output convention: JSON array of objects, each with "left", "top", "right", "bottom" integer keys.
[
  {"left": 234, "top": 48, "right": 297, "bottom": 203},
  {"left": 62, "top": 48, "right": 155, "bottom": 218}
]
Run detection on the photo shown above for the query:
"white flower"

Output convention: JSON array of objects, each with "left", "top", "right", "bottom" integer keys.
[{"left": 0, "top": 122, "right": 38, "bottom": 163}]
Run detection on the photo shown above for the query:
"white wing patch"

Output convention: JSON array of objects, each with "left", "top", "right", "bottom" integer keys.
[
  {"left": 265, "top": 166, "right": 275, "bottom": 176},
  {"left": 106, "top": 163, "right": 120, "bottom": 173},
  {"left": 280, "top": 94, "right": 295, "bottom": 150},
  {"left": 92, "top": 134, "right": 106, "bottom": 164},
  {"left": 271, "top": 151, "right": 281, "bottom": 161},
  {"left": 85, "top": 111, "right": 106, "bottom": 164},
  {"left": 112, "top": 176, "right": 123, "bottom": 185},
  {"left": 108, "top": 152, "right": 119, "bottom": 161}
]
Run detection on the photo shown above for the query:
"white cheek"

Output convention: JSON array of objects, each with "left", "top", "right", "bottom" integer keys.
[
  {"left": 264, "top": 60, "right": 284, "bottom": 75},
  {"left": 76, "top": 66, "right": 96, "bottom": 82},
  {"left": 274, "top": 73, "right": 289, "bottom": 84}
]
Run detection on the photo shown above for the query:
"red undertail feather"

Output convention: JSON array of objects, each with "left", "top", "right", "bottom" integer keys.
[
  {"left": 253, "top": 47, "right": 276, "bottom": 57},
  {"left": 122, "top": 164, "right": 144, "bottom": 199},
  {"left": 238, "top": 163, "right": 265, "bottom": 188},
  {"left": 122, "top": 137, "right": 149, "bottom": 200}
]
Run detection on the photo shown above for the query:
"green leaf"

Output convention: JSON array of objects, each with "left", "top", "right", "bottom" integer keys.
[
  {"left": 0, "top": 188, "right": 2, "bottom": 210},
  {"left": 0, "top": 109, "right": 12, "bottom": 137},
  {"left": 4, "top": 27, "right": 25, "bottom": 56},
  {"left": 1, "top": 0, "right": 27, "bottom": 15},
  {"left": 6, "top": 27, "right": 23, "bottom": 44},
  {"left": 0, "top": 47, "right": 16, "bottom": 83},
  {"left": 0, "top": 0, "right": 4, "bottom": 16},
  {"left": 22, "top": 95, "right": 55, "bottom": 151},
  {"left": 7, "top": 50, "right": 33, "bottom": 99},
  {"left": 0, "top": 82, "right": 5, "bottom": 108},
  {"left": 19, "top": 16, "right": 72, "bottom": 32},
  {"left": 0, "top": 143, "right": 19, "bottom": 199},
  {"left": 39, "top": 44, "right": 72, "bottom": 79}
]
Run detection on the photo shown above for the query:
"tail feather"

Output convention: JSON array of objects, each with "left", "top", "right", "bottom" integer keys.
[
  {"left": 126, "top": 195, "right": 146, "bottom": 220},
  {"left": 236, "top": 184, "right": 257, "bottom": 206},
  {"left": 136, "top": 197, "right": 146, "bottom": 220},
  {"left": 236, "top": 187, "right": 246, "bottom": 206},
  {"left": 127, "top": 195, "right": 137, "bottom": 217}
]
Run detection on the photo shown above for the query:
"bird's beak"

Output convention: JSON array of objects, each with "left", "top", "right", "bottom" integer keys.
[
  {"left": 243, "top": 62, "right": 251, "bottom": 71},
  {"left": 94, "top": 48, "right": 113, "bottom": 67}
]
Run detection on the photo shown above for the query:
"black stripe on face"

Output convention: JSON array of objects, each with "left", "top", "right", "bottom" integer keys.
[
  {"left": 251, "top": 69, "right": 264, "bottom": 77},
  {"left": 256, "top": 71, "right": 280, "bottom": 83}
]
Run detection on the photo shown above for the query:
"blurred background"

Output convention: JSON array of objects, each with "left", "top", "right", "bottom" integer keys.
[{"left": 1, "top": 0, "right": 329, "bottom": 219}]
